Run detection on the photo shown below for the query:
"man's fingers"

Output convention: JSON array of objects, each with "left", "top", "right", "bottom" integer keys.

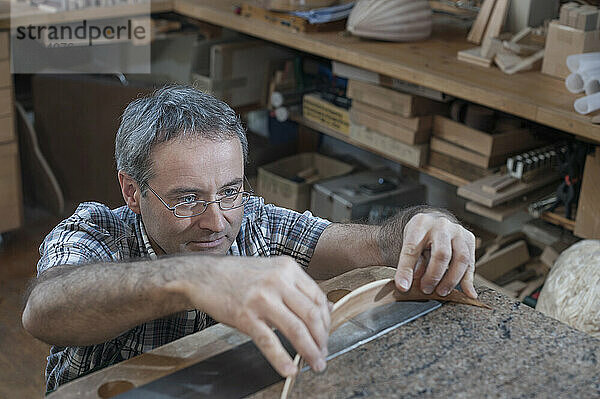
[
  {"left": 460, "top": 262, "right": 478, "bottom": 298},
  {"left": 420, "top": 225, "right": 452, "bottom": 294},
  {"left": 267, "top": 300, "right": 326, "bottom": 373},
  {"left": 436, "top": 237, "right": 471, "bottom": 297},
  {"left": 249, "top": 321, "right": 297, "bottom": 377},
  {"left": 395, "top": 217, "right": 431, "bottom": 292},
  {"left": 286, "top": 282, "right": 330, "bottom": 355}
]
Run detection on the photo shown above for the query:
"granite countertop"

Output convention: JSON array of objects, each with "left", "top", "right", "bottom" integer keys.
[{"left": 252, "top": 287, "right": 600, "bottom": 398}]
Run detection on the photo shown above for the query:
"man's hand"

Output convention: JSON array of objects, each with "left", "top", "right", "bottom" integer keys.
[
  {"left": 183, "top": 256, "right": 330, "bottom": 377},
  {"left": 394, "top": 213, "right": 477, "bottom": 299}
]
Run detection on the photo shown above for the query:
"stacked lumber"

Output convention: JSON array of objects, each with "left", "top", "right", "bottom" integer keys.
[
  {"left": 475, "top": 233, "right": 550, "bottom": 301},
  {"left": 430, "top": 102, "right": 542, "bottom": 182},
  {"left": 346, "top": 79, "right": 447, "bottom": 168}
]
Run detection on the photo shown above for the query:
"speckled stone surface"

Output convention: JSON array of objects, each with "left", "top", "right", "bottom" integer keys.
[{"left": 251, "top": 287, "right": 600, "bottom": 399}]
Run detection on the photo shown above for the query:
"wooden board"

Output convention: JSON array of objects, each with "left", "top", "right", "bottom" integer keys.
[
  {"left": 351, "top": 100, "right": 432, "bottom": 133},
  {"left": 0, "top": 142, "right": 23, "bottom": 233},
  {"left": 347, "top": 79, "right": 445, "bottom": 118},
  {"left": 432, "top": 115, "right": 540, "bottom": 157},
  {"left": 457, "top": 172, "right": 560, "bottom": 207},
  {"left": 483, "top": 0, "right": 509, "bottom": 41},
  {"left": 574, "top": 148, "right": 600, "bottom": 239},
  {"left": 467, "top": 0, "right": 496, "bottom": 44},
  {"left": 476, "top": 240, "right": 530, "bottom": 281},
  {"left": 349, "top": 123, "right": 428, "bottom": 167},
  {"left": 349, "top": 105, "right": 430, "bottom": 145},
  {"left": 428, "top": 151, "right": 496, "bottom": 183},
  {"left": 457, "top": 46, "right": 493, "bottom": 68},
  {"left": 430, "top": 137, "right": 507, "bottom": 168},
  {"left": 465, "top": 183, "right": 556, "bottom": 222}
]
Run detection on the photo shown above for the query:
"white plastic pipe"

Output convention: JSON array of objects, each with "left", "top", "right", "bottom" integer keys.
[
  {"left": 567, "top": 52, "right": 600, "bottom": 73},
  {"left": 574, "top": 92, "right": 600, "bottom": 114},
  {"left": 585, "top": 77, "right": 600, "bottom": 96},
  {"left": 565, "top": 67, "right": 600, "bottom": 93}
]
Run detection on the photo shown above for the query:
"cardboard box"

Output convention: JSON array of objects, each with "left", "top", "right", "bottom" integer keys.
[
  {"left": 350, "top": 100, "right": 431, "bottom": 145},
  {"left": 0, "top": 142, "right": 23, "bottom": 233},
  {"left": 311, "top": 169, "right": 425, "bottom": 222},
  {"left": 542, "top": 21, "right": 600, "bottom": 79},
  {"left": 302, "top": 94, "right": 350, "bottom": 136},
  {"left": 347, "top": 79, "right": 445, "bottom": 117},
  {"left": 349, "top": 123, "right": 428, "bottom": 167},
  {"left": 257, "top": 152, "right": 353, "bottom": 212}
]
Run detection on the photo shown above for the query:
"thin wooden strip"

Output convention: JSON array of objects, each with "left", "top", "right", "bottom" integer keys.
[{"left": 467, "top": 0, "right": 496, "bottom": 44}]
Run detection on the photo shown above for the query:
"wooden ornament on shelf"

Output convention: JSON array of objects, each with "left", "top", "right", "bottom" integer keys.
[{"left": 347, "top": 0, "right": 433, "bottom": 42}]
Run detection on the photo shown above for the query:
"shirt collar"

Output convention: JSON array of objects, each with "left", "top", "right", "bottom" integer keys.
[{"left": 138, "top": 217, "right": 158, "bottom": 260}]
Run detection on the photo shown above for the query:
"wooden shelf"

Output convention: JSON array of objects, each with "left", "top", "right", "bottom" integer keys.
[
  {"left": 170, "top": 0, "right": 600, "bottom": 143},
  {"left": 290, "top": 113, "right": 469, "bottom": 187},
  {"left": 2, "top": 0, "right": 597, "bottom": 141},
  {"left": 0, "top": 0, "right": 173, "bottom": 29}
]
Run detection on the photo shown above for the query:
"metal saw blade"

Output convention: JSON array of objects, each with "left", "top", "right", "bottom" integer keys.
[{"left": 115, "top": 300, "right": 440, "bottom": 398}]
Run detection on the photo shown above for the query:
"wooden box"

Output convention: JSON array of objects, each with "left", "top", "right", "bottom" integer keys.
[
  {"left": 542, "top": 21, "right": 600, "bottom": 79},
  {"left": 0, "top": 142, "right": 23, "bottom": 232},
  {"left": 349, "top": 123, "right": 428, "bottom": 167},
  {"left": 347, "top": 79, "right": 445, "bottom": 118},
  {"left": 302, "top": 94, "right": 350, "bottom": 136},
  {"left": 432, "top": 116, "right": 539, "bottom": 157},
  {"left": 350, "top": 100, "right": 431, "bottom": 145}
]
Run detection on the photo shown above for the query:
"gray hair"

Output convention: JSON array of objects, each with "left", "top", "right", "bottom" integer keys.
[{"left": 115, "top": 85, "right": 248, "bottom": 195}]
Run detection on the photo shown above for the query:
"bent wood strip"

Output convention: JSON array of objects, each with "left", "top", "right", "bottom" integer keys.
[{"left": 281, "top": 278, "right": 490, "bottom": 398}]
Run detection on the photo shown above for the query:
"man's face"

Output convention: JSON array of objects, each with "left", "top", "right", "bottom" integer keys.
[{"left": 138, "top": 137, "right": 245, "bottom": 255}]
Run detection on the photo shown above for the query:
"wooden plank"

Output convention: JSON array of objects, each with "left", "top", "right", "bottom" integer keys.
[
  {"left": 351, "top": 100, "right": 432, "bottom": 133},
  {"left": 349, "top": 106, "right": 430, "bottom": 145},
  {"left": 0, "top": 113, "right": 15, "bottom": 144},
  {"left": 0, "top": 142, "right": 22, "bottom": 233},
  {"left": 467, "top": 0, "right": 496, "bottom": 44},
  {"left": 458, "top": 172, "right": 560, "bottom": 207},
  {"left": 540, "top": 210, "right": 576, "bottom": 232},
  {"left": 574, "top": 148, "right": 600, "bottom": 239},
  {"left": 430, "top": 137, "right": 506, "bottom": 168},
  {"left": 350, "top": 123, "right": 428, "bottom": 167},
  {"left": 347, "top": 79, "right": 445, "bottom": 118},
  {"left": 457, "top": 47, "right": 493, "bottom": 68},
  {"left": 476, "top": 240, "right": 530, "bottom": 281},
  {"left": 483, "top": 0, "right": 509, "bottom": 41},
  {"left": 432, "top": 116, "right": 540, "bottom": 157},
  {"left": 428, "top": 151, "right": 496, "bottom": 182}
]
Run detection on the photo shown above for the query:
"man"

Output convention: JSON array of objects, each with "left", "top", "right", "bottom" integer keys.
[{"left": 23, "top": 86, "right": 477, "bottom": 393}]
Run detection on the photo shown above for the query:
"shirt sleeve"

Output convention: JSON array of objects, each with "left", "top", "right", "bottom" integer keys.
[
  {"left": 262, "top": 201, "right": 331, "bottom": 267},
  {"left": 37, "top": 206, "right": 118, "bottom": 276}
]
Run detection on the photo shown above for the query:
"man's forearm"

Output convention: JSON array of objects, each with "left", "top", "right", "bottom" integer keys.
[
  {"left": 309, "top": 205, "right": 458, "bottom": 278},
  {"left": 22, "top": 255, "right": 206, "bottom": 347}
]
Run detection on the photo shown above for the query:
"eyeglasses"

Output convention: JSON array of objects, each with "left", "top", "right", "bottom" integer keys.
[{"left": 146, "top": 180, "right": 254, "bottom": 218}]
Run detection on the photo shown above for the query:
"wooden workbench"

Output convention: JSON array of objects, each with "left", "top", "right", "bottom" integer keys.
[
  {"left": 47, "top": 284, "right": 600, "bottom": 398},
  {"left": 1, "top": 0, "right": 599, "bottom": 144}
]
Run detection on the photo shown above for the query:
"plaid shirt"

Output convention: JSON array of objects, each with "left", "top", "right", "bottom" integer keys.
[{"left": 37, "top": 196, "right": 330, "bottom": 392}]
